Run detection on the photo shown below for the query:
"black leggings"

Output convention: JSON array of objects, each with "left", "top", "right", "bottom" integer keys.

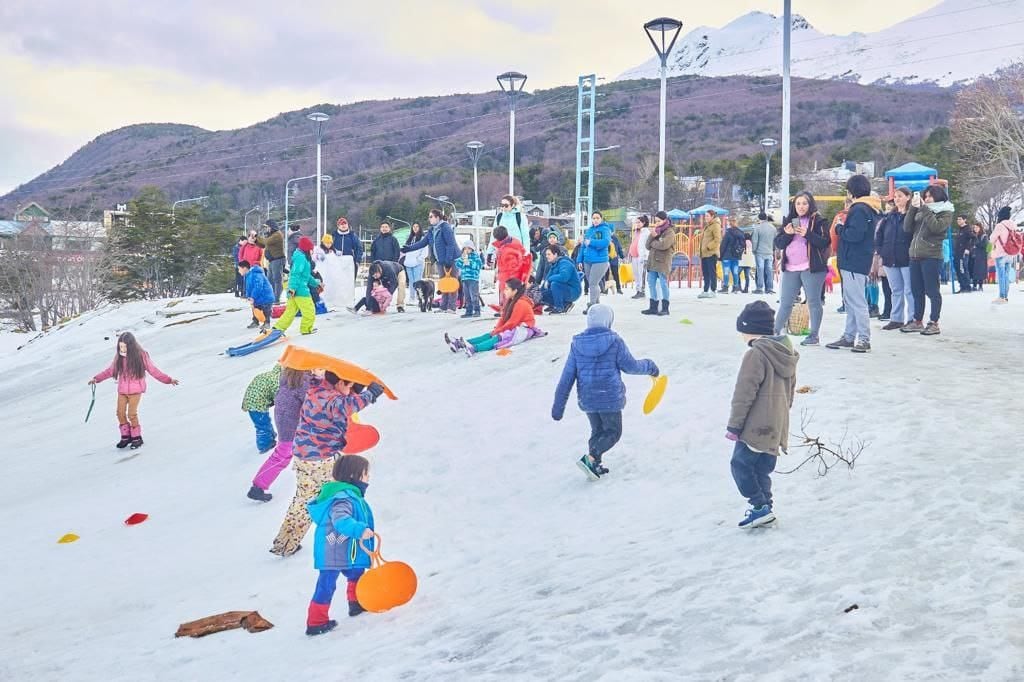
[
  {"left": 607, "top": 259, "right": 622, "bottom": 292},
  {"left": 910, "top": 258, "right": 942, "bottom": 323},
  {"left": 881, "top": 276, "right": 892, "bottom": 318},
  {"left": 701, "top": 256, "right": 718, "bottom": 292},
  {"left": 586, "top": 412, "right": 622, "bottom": 463}
]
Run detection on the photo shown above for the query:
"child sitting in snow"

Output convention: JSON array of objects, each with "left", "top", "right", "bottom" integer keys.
[
  {"left": 241, "top": 363, "right": 282, "bottom": 454},
  {"left": 444, "top": 278, "right": 545, "bottom": 357},
  {"left": 370, "top": 282, "right": 392, "bottom": 314},
  {"left": 551, "top": 304, "right": 658, "bottom": 479},
  {"left": 304, "top": 454, "right": 375, "bottom": 636},
  {"left": 727, "top": 301, "right": 799, "bottom": 528},
  {"left": 270, "top": 372, "right": 385, "bottom": 557}
]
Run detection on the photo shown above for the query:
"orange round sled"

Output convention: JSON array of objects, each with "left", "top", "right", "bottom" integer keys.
[
  {"left": 277, "top": 346, "right": 397, "bottom": 400},
  {"left": 437, "top": 269, "right": 460, "bottom": 294},
  {"left": 356, "top": 533, "right": 417, "bottom": 613},
  {"left": 342, "top": 413, "right": 381, "bottom": 454}
]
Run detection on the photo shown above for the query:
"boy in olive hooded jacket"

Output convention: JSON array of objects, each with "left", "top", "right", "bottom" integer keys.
[{"left": 727, "top": 301, "right": 799, "bottom": 529}]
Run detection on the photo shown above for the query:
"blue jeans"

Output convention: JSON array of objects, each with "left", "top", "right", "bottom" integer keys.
[
  {"left": 248, "top": 410, "right": 276, "bottom": 451},
  {"left": 647, "top": 271, "right": 669, "bottom": 302},
  {"left": 721, "top": 259, "right": 740, "bottom": 290},
  {"left": 730, "top": 440, "right": 776, "bottom": 508},
  {"left": 542, "top": 281, "right": 576, "bottom": 310},
  {"left": 756, "top": 256, "right": 774, "bottom": 291},
  {"left": 405, "top": 264, "right": 424, "bottom": 304},
  {"left": 995, "top": 255, "right": 1013, "bottom": 299},
  {"left": 268, "top": 258, "right": 285, "bottom": 303},
  {"left": 461, "top": 279, "right": 480, "bottom": 315}
]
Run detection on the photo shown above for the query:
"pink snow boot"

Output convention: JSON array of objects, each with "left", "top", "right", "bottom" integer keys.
[
  {"left": 129, "top": 425, "right": 143, "bottom": 450},
  {"left": 116, "top": 424, "right": 132, "bottom": 449}
]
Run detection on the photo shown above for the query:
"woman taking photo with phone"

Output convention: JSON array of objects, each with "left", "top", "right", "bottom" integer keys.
[{"left": 772, "top": 191, "right": 830, "bottom": 346}]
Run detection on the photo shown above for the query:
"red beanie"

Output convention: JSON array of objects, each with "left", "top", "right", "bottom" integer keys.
[{"left": 298, "top": 236, "right": 314, "bottom": 253}]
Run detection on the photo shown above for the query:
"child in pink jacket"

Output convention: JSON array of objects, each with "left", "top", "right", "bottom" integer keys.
[{"left": 90, "top": 332, "right": 178, "bottom": 449}]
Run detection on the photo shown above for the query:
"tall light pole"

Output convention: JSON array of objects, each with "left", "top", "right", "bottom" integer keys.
[
  {"left": 385, "top": 215, "right": 411, "bottom": 229},
  {"left": 171, "top": 195, "right": 208, "bottom": 222},
  {"left": 781, "top": 0, "right": 792, "bottom": 208},
  {"left": 425, "top": 194, "right": 457, "bottom": 221},
  {"left": 759, "top": 138, "right": 778, "bottom": 214},
  {"left": 307, "top": 111, "right": 329, "bottom": 244},
  {"left": 283, "top": 174, "right": 317, "bottom": 268},
  {"left": 644, "top": 17, "right": 683, "bottom": 212},
  {"left": 497, "top": 72, "right": 527, "bottom": 196},
  {"left": 243, "top": 206, "right": 261, "bottom": 235},
  {"left": 466, "top": 141, "right": 484, "bottom": 212},
  {"left": 320, "top": 175, "right": 332, "bottom": 240}
]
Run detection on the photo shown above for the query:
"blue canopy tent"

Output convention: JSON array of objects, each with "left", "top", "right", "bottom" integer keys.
[
  {"left": 690, "top": 204, "right": 729, "bottom": 216},
  {"left": 666, "top": 208, "right": 689, "bottom": 221},
  {"left": 884, "top": 162, "right": 937, "bottom": 182}
]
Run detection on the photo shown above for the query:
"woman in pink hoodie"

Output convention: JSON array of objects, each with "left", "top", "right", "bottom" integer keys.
[
  {"left": 991, "top": 206, "right": 1020, "bottom": 303},
  {"left": 90, "top": 332, "right": 178, "bottom": 449}
]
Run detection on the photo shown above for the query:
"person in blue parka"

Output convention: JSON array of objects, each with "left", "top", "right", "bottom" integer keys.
[
  {"left": 576, "top": 211, "right": 612, "bottom": 312},
  {"left": 551, "top": 304, "right": 659, "bottom": 478},
  {"left": 541, "top": 245, "right": 582, "bottom": 314},
  {"left": 238, "top": 260, "right": 276, "bottom": 332},
  {"left": 304, "top": 454, "right": 376, "bottom": 636}
]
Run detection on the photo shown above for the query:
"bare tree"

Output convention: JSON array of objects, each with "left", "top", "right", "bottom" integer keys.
[{"left": 952, "top": 63, "right": 1024, "bottom": 206}]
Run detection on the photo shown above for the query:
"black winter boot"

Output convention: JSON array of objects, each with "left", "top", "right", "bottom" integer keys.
[
  {"left": 641, "top": 299, "right": 658, "bottom": 315},
  {"left": 657, "top": 300, "right": 670, "bottom": 316},
  {"left": 349, "top": 601, "right": 366, "bottom": 617}
]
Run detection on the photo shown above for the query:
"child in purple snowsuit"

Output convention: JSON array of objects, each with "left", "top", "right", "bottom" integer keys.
[{"left": 247, "top": 367, "right": 313, "bottom": 502}]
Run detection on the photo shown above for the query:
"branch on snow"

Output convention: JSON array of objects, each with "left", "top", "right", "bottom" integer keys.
[{"left": 776, "top": 410, "right": 866, "bottom": 477}]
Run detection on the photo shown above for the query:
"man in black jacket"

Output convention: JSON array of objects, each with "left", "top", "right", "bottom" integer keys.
[{"left": 370, "top": 222, "right": 401, "bottom": 264}]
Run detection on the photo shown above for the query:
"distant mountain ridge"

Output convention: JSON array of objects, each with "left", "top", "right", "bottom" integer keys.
[
  {"left": 0, "top": 75, "right": 956, "bottom": 225},
  {"left": 619, "top": 0, "right": 1024, "bottom": 86}
]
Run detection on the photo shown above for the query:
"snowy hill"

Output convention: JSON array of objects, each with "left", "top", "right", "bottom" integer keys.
[
  {"left": 620, "top": 0, "right": 1024, "bottom": 87},
  {"left": 1, "top": 288, "right": 1022, "bottom": 680}
]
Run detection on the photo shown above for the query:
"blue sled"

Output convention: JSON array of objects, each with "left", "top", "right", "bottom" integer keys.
[
  {"left": 226, "top": 329, "right": 285, "bottom": 357},
  {"left": 290, "top": 300, "right": 328, "bottom": 317}
]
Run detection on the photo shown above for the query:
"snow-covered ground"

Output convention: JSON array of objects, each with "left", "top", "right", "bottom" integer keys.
[{"left": 1, "top": 285, "right": 1022, "bottom": 681}]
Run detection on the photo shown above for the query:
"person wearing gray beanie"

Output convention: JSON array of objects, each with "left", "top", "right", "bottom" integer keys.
[{"left": 552, "top": 303, "right": 659, "bottom": 480}]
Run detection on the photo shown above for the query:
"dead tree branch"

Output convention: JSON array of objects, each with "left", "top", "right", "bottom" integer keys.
[{"left": 776, "top": 410, "right": 867, "bottom": 476}]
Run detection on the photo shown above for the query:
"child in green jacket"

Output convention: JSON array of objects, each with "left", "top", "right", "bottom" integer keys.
[{"left": 242, "top": 364, "right": 282, "bottom": 453}]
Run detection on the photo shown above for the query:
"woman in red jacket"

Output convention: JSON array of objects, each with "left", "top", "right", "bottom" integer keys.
[
  {"left": 444, "top": 279, "right": 545, "bottom": 357},
  {"left": 238, "top": 231, "right": 266, "bottom": 270}
]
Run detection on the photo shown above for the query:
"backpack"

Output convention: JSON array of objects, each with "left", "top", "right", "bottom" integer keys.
[
  {"left": 729, "top": 231, "right": 745, "bottom": 260},
  {"left": 1000, "top": 228, "right": 1023, "bottom": 256}
]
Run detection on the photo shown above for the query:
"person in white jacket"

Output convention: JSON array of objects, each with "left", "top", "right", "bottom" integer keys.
[
  {"left": 628, "top": 215, "right": 651, "bottom": 299},
  {"left": 402, "top": 222, "right": 429, "bottom": 306}
]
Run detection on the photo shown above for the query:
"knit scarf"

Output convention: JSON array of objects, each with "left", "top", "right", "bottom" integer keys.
[{"left": 927, "top": 201, "right": 954, "bottom": 214}]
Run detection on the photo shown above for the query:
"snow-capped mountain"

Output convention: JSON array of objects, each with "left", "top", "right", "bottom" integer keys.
[{"left": 619, "top": 0, "right": 1024, "bottom": 86}]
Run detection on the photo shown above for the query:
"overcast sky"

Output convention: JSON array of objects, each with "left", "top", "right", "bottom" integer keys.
[{"left": 0, "top": 0, "right": 941, "bottom": 197}]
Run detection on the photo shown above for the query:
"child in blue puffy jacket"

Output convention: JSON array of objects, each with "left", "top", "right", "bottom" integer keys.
[
  {"left": 458, "top": 243, "right": 483, "bottom": 318},
  {"left": 238, "top": 260, "right": 276, "bottom": 332},
  {"left": 304, "top": 454, "right": 375, "bottom": 636},
  {"left": 551, "top": 304, "right": 659, "bottom": 479}
]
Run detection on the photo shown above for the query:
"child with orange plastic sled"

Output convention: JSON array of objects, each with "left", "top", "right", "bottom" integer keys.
[{"left": 304, "top": 454, "right": 375, "bottom": 636}]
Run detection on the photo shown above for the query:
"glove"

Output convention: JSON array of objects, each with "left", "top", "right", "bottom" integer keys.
[
  {"left": 650, "top": 363, "right": 660, "bottom": 377},
  {"left": 366, "top": 382, "right": 385, "bottom": 403},
  {"left": 725, "top": 431, "right": 739, "bottom": 442},
  {"left": 551, "top": 406, "right": 564, "bottom": 422}
]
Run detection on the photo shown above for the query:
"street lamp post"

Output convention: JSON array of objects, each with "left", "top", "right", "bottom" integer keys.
[
  {"left": 466, "top": 141, "right": 484, "bottom": 212},
  {"left": 781, "top": 0, "right": 792, "bottom": 209},
  {"left": 320, "top": 175, "right": 332, "bottom": 240},
  {"left": 171, "top": 195, "right": 208, "bottom": 222},
  {"left": 644, "top": 17, "right": 683, "bottom": 212},
  {"left": 425, "top": 194, "right": 457, "bottom": 222},
  {"left": 496, "top": 72, "right": 527, "bottom": 196},
  {"left": 759, "top": 138, "right": 778, "bottom": 214},
  {"left": 283, "top": 174, "right": 318, "bottom": 268},
  {"left": 385, "top": 215, "right": 411, "bottom": 229},
  {"left": 243, "top": 206, "right": 261, "bottom": 235},
  {"left": 307, "top": 111, "right": 330, "bottom": 244}
]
